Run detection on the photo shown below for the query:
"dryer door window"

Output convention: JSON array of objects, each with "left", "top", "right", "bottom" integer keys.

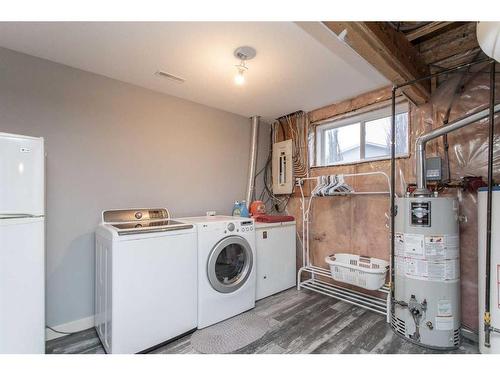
[{"left": 207, "top": 236, "right": 253, "bottom": 294}]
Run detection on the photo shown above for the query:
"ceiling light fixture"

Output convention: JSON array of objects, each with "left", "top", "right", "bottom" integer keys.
[{"left": 233, "top": 46, "right": 256, "bottom": 86}]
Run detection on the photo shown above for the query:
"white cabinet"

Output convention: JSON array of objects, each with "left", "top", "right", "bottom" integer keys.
[{"left": 255, "top": 221, "right": 296, "bottom": 300}]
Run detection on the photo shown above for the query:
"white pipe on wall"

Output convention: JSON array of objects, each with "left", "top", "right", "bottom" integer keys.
[{"left": 245, "top": 116, "right": 260, "bottom": 208}]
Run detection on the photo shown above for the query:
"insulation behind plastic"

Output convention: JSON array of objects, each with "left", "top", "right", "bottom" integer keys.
[{"left": 290, "top": 63, "right": 500, "bottom": 330}]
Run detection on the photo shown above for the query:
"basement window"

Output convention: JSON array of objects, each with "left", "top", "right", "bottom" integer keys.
[{"left": 315, "top": 102, "right": 409, "bottom": 166}]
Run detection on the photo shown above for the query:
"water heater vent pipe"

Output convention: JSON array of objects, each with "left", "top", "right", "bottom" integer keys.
[
  {"left": 414, "top": 104, "right": 500, "bottom": 196},
  {"left": 245, "top": 116, "right": 260, "bottom": 208}
]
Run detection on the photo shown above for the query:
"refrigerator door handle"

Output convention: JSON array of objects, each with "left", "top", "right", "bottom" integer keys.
[{"left": 0, "top": 214, "right": 44, "bottom": 219}]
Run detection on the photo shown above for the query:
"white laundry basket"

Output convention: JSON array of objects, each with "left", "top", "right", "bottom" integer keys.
[{"left": 325, "top": 253, "right": 389, "bottom": 291}]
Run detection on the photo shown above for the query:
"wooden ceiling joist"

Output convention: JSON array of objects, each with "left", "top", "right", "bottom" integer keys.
[
  {"left": 417, "top": 22, "right": 480, "bottom": 66},
  {"left": 405, "top": 22, "right": 453, "bottom": 42},
  {"left": 323, "top": 21, "right": 431, "bottom": 105}
]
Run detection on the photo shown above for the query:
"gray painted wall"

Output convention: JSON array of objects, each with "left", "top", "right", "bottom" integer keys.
[{"left": 0, "top": 47, "right": 270, "bottom": 327}]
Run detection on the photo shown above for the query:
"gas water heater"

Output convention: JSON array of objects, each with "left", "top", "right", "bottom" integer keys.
[
  {"left": 389, "top": 98, "right": 500, "bottom": 349},
  {"left": 392, "top": 196, "right": 461, "bottom": 349}
]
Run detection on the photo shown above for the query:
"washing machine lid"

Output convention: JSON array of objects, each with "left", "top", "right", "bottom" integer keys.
[
  {"left": 102, "top": 208, "right": 193, "bottom": 235},
  {"left": 207, "top": 235, "right": 253, "bottom": 294}
]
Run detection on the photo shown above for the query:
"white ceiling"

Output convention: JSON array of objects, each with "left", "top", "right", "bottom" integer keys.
[{"left": 0, "top": 22, "right": 388, "bottom": 120}]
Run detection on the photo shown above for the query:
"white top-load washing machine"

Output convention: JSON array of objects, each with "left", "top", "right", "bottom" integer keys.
[
  {"left": 181, "top": 216, "right": 256, "bottom": 329},
  {"left": 95, "top": 208, "right": 197, "bottom": 354}
]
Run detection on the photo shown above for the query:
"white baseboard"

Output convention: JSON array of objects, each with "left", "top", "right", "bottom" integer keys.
[{"left": 46, "top": 315, "right": 95, "bottom": 341}]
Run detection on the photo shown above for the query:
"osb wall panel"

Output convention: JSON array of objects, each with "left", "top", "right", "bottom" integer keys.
[{"left": 288, "top": 71, "right": 500, "bottom": 331}]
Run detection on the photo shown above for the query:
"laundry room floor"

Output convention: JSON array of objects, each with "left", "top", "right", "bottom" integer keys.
[{"left": 46, "top": 288, "right": 479, "bottom": 354}]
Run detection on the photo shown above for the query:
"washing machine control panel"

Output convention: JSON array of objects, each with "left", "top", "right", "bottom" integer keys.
[
  {"left": 239, "top": 220, "right": 254, "bottom": 232},
  {"left": 222, "top": 220, "right": 254, "bottom": 234}
]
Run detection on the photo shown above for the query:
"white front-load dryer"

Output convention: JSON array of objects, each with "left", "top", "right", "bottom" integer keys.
[{"left": 182, "top": 216, "right": 256, "bottom": 328}]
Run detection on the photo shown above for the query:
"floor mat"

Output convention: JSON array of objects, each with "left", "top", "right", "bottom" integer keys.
[{"left": 191, "top": 312, "right": 270, "bottom": 354}]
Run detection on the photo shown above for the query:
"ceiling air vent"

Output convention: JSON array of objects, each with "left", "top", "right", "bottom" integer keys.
[{"left": 154, "top": 70, "right": 185, "bottom": 83}]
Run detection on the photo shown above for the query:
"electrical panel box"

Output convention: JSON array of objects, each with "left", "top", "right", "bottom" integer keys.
[
  {"left": 426, "top": 157, "right": 443, "bottom": 181},
  {"left": 272, "top": 139, "right": 293, "bottom": 195}
]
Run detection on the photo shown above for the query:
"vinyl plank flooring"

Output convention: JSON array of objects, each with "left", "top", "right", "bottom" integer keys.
[
  {"left": 346, "top": 316, "right": 391, "bottom": 353},
  {"left": 252, "top": 298, "right": 344, "bottom": 352},
  {"left": 312, "top": 310, "right": 381, "bottom": 354},
  {"left": 280, "top": 302, "right": 368, "bottom": 353},
  {"left": 150, "top": 336, "right": 197, "bottom": 354},
  {"left": 46, "top": 288, "right": 479, "bottom": 355},
  {"left": 46, "top": 327, "right": 103, "bottom": 354}
]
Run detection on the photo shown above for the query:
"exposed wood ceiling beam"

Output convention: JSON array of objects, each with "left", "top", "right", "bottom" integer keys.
[
  {"left": 405, "top": 22, "right": 453, "bottom": 42},
  {"left": 417, "top": 22, "right": 479, "bottom": 66},
  {"left": 323, "top": 21, "right": 431, "bottom": 105}
]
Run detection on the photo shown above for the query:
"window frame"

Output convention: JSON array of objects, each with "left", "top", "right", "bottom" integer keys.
[{"left": 314, "top": 102, "right": 410, "bottom": 167}]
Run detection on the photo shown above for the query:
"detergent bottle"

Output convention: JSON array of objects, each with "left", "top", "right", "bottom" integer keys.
[
  {"left": 232, "top": 201, "right": 241, "bottom": 216},
  {"left": 240, "top": 201, "right": 250, "bottom": 218}
]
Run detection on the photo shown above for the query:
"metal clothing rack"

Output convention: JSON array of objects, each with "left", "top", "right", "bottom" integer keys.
[{"left": 296, "top": 171, "right": 392, "bottom": 320}]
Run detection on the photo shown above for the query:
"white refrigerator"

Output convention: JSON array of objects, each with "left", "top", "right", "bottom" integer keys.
[{"left": 0, "top": 132, "right": 45, "bottom": 353}]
